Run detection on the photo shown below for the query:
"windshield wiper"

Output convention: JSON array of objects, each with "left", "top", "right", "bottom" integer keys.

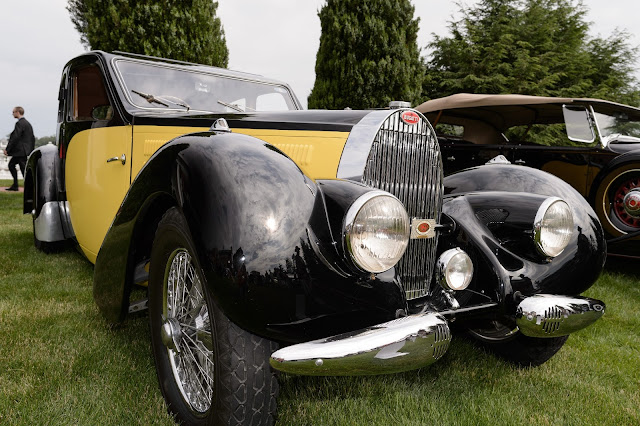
[
  {"left": 132, "top": 90, "right": 169, "bottom": 107},
  {"left": 217, "top": 100, "right": 245, "bottom": 112},
  {"left": 132, "top": 90, "right": 191, "bottom": 111}
]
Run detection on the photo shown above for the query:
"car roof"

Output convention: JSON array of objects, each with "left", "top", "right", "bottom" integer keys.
[
  {"left": 416, "top": 93, "right": 640, "bottom": 112},
  {"left": 415, "top": 93, "right": 640, "bottom": 130}
]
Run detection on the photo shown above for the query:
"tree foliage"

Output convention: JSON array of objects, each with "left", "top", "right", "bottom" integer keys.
[
  {"left": 308, "top": 0, "right": 423, "bottom": 109},
  {"left": 67, "top": 0, "right": 228, "bottom": 67},
  {"left": 424, "top": 0, "right": 640, "bottom": 105}
]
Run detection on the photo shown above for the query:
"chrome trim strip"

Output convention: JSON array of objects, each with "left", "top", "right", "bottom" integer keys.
[
  {"left": 588, "top": 104, "right": 607, "bottom": 148},
  {"left": 34, "top": 201, "right": 73, "bottom": 242},
  {"left": 516, "top": 294, "right": 605, "bottom": 338},
  {"left": 336, "top": 109, "right": 401, "bottom": 180},
  {"left": 269, "top": 312, "right": 451, "bottom": 376}
]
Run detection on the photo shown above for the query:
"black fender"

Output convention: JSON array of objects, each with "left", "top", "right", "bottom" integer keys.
[
  {"left": 93, "top": 131, "right": 407, "bottom": 343},
  {"left": 441, "top": 164, "right": 606, "bottom": 315}
]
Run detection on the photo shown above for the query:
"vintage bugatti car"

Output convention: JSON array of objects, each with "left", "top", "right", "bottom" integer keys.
[
  {"left": 25, "top": 52, "right": 606, "bottom": 425},
  {"left": 416, "top": 93, "right": 640, "bottom": 257}
]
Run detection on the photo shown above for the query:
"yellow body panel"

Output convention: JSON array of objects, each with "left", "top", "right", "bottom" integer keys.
[
  {"left": 234, "top": 129, "right": 349, "bottom": 179},
  {"left": 67, "top": 125, "right": 349, "bottom": 263},
  {"left": 66, "top": 126, "right": 133, "bottom": 262},
  {"left": 131, "top": 126, "right": 209, "bottom": 179},
  {"left": 131, "top": 126, "right": 350, "bottom": 181}
]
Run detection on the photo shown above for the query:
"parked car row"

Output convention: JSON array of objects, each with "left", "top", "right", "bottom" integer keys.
[
  {"left": 24, "top": 52, "right": 607, "bottom": 425},
  {"left": 417, "top": 93, "right": 640, "bottom": 257}
]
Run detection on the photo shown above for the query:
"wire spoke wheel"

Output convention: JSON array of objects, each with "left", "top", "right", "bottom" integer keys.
[
  {"left": 150, "top": 207, "right": 279, "bottom": 424},
  {"left": 611, "top": 175, "right": 640, "bottom": 228},
  {"left": 163, "top": 249, "right": 214, "bottom": 414}
]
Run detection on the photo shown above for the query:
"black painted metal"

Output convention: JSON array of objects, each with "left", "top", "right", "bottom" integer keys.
[{"left": 441, "top": 164, "right": 606, "bottom": 314}]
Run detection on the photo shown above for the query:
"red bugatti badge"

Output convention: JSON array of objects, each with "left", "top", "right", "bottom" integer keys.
[
  {"left": 411, "top": 218, "right": 436, "bottom": 239},
  {"left": 401, "top": 111, "right": 420, "bottom": 125}
]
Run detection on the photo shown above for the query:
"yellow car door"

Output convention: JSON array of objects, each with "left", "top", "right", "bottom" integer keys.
[
  {"left": 62, "top": 63, "right": 134, "bottom": 263},
  {"left": 66, "top": 125, "right": 133, "bottom": 263}
]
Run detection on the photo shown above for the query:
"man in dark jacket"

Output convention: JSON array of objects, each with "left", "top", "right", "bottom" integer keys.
[{"left": 4, "top": 106, "right": 35, "bottom": 191}]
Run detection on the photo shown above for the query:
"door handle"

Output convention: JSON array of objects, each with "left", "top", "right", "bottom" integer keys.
[{"left": 107, "top": 154, "right": 126, "bottom": 165}]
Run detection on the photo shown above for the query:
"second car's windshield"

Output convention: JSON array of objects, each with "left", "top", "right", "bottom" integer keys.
[
  {"left": 593, "top": 106, "right": 640, "bottom": 140},
  {"left": 114, "top": 60, "right": 298, "bottom": 113}
]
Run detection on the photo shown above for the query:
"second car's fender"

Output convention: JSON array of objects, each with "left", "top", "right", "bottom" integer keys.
[{"left": 441, "top": 164, "right": 606, "bottom": 314}]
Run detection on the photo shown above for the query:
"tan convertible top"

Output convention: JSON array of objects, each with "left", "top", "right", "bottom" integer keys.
[
  {"left": 414, "top": 93, "right": 640, "bottom": 145},
  {"left": 417, "top": 93, "right": 573, "bottom": 112},
  {"left": 415, "top": 93, "right": 640, "bottom": 136},
  {"left": 415, "top": 93, "right": 638, "bottom": 113}
]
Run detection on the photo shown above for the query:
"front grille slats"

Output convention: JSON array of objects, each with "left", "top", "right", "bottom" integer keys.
[{"left": 361, "top": 111, "right": 443, "bottom": 300}]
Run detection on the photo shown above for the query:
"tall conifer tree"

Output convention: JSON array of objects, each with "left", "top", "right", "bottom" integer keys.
[
  {"left": 424, "top": 0, "right": 639, "bottom": 105},
  {"left": 67, "top": 0, "right": 228, "bottom": 67},
  {"left": 308, "top": 0, "right": 423, "bottom": 109}
]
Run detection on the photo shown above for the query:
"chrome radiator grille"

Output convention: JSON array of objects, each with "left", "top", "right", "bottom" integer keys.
[{"left": 361, "top": 110, "right": 443, "bottom": 300}]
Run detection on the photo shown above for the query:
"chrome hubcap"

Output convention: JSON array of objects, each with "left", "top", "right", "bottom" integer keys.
[
  {"left": 613, "top": 176, "right": 640, "bottom": 228},
  {"left": 623, "top": 188, "right": 640, "bottom": 218},
  {"left": 164, "top": 249, "right": 214, "bottom": 414},
  {"left": 161, "top": 318, "right": 182, "bottom": 351}
]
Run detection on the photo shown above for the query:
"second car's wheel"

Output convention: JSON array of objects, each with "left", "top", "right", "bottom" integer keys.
[
  {"left": 593, "top": 166, "right": 640, "bottom": 237},
  {"left": 149, "top": 207, "right": 279, "bottom": 425},
  {"left": 467, "top": 320, "right": 568, "bottom": 367}
]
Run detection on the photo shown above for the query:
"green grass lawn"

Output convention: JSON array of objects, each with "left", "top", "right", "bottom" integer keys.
[{"left": 0, "top": 185, "right": 638, "bottom": 425}]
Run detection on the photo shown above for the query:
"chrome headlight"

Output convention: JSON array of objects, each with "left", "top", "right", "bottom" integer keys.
[
  {"left": 344, "top": 191, "right": 410, "bottom": 273},
  {"left": 534, "top": 197, "right": 574, "bottom": 257},
  {"left": 436, "top": 248, "right": 473, "bottom": 291}
]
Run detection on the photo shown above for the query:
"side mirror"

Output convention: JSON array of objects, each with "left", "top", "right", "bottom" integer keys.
[
  {"left": 563, "top": 105, "right": 595, "bottom": 143},
  {"left": 91, "top": 105, "right": 113, "bottom": 121}
]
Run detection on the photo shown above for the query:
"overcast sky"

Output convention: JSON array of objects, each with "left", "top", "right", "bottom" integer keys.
[{"left": 0, "top": 0, "right": 637, "bottom": 138}]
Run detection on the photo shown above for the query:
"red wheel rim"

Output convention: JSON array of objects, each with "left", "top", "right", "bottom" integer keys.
[{"left": 613, "top": 176, "right": 640, "bottom": 228}]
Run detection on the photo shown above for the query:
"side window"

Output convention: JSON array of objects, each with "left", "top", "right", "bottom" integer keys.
[
  {"left": 434, "top": 123, "right": 464, "bottom": 138},
  {"left": 69, "top": 64, "right": 112, "bottom": 122},
  {"left": 505, "top": 124, "right": 569, "bottom": 147}
]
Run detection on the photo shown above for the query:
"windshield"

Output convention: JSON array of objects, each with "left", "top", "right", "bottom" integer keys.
[
  {"left": 593, "top": 105, "right": 640, "bottom": 141},
  {"left": 114, "top": 60, "right": 298, "bottom": 113}
]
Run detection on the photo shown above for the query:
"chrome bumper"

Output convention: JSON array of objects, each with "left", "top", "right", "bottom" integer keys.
[
  {"left": 516, "top": 294, "right": 605, "bottom": 338},
  {"left": 269, "top": 312, "right": 450, "bottom": 376}
]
